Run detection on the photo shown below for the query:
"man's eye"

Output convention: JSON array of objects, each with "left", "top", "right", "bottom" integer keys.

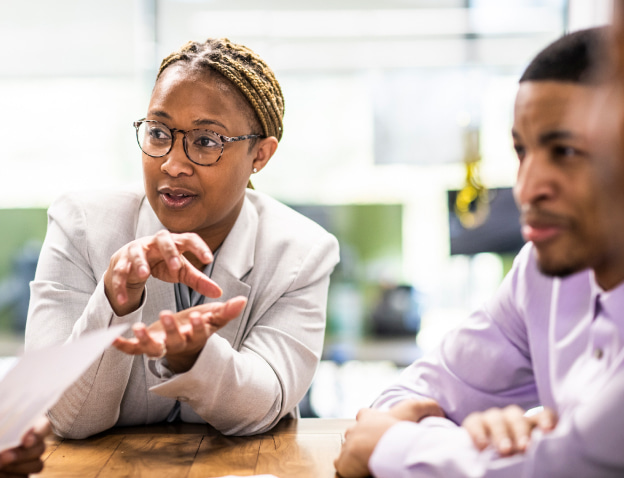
[
  {"left": 514, "top": 144, "right": 525, "bottom": 160},
  {"left": 554, "top": 146, "right": 577, "bottom": 157}
]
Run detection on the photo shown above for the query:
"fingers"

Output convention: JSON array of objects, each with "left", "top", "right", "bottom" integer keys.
[
  {"left": 202, "top": 296, "right": 247, "bottom": 331},
  {"left": 159, "top": 311, "right": 191, "bottom": 354},
  {"left": 462, "top": 405, "right": 536, "bottom": 456},
  {"left": 178, "top": 262, "right": 222, "bottom": 299},
  {"left": 113, "top": 322, "right": 166, "bottom": 357},
  {"left": 105, "top": 231, "right": 220, "bottom": 315},
  {"left": 149, "top": 232, "right": 221, "bottom": 299},
  {"left": 20, "top": 417, "right": 50, "bottom": 449},
  {"left": 527, "top": 407, "right": 557, "bottom": 433},
  {"left": 389, "top": 398, "right": 445, "bottom": 422},
  {"left": 0, "top": 441, "right": 45, "bottom": 474}
]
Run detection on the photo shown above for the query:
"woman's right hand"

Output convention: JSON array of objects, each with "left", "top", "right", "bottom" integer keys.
[{"left": 104, "top": 230, "right": 222, "bottom": 316}]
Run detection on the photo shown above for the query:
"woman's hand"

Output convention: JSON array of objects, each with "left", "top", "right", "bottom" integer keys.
[
  {"left": 104, "top": 231, "right": 222, "bottom": 316},
  {"left": 462, "top": 405, "right": 557, "bottom": 456},
  {"left": 112, "top": 296, "right": 247, "bottom": 373}
]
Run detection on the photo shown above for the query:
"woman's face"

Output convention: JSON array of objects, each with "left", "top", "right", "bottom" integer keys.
[{"left": 142, "top": 65, "right": 274, "bottom": 250}]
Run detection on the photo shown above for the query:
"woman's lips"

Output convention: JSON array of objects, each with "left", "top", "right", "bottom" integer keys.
[{"left": 158, "top": 187, "right": 197, "bottom": 209}]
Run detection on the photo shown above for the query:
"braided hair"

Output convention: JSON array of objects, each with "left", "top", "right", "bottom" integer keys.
[{"left": 158, "top": 38, "right": 284, "bottom": 142}]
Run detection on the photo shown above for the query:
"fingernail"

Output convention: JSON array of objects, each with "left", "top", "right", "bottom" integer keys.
[
  {"left": 162, "top": 316, "right": 173, "bottom": 327},
  {"left": 23, "top": 434, "right": 36, "bottom": 448},
  {"left": 1, "top": 450, "right": 16, "bottom": 464},
  {"left": 518, "top": 436, "right": 529, "bottom": 450},
  {"left": 169, "top": 257, "right": 180, "bottom": 269},
  {"left": 203, "top": 250, "right": 212, "bottom": 261},
  {"left": 499, "top": 438, "right": 512, "bottom": 454},
  {"left": 138, "top": 265, "right": 149, "bottom": 276},
  {"left": 475, "top": 435, "right": 488, "bottom": 448}
]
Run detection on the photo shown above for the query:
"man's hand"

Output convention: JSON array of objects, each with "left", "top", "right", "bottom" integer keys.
[
  {"left": 113, "top": 296, "right": 247, "bottom": 373},
  {"left": 0, "top": 416, "right": 51, "bottom": 477},
  {"left": 104, "top": 231, "right": 222, "bottom": 316},
  {"left": 388, "top": 398, "right": 445, "bottom": 422},
  {"left": 334, "top": 408, "right": 400, "bottom": 478},
  {"left": 462, "top": 405, "right": 557, "bottom": 456}
]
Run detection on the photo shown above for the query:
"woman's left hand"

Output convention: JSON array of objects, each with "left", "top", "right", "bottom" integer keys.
[{"left": 113, "top": 296, "right": 247, "bottom": 373}]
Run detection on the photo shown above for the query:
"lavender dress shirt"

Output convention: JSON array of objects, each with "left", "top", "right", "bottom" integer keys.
[{"left": 370, "top": 243, "right": 624, "bottom": 477}]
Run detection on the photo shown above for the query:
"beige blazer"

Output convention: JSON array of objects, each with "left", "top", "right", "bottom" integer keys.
[{"left": 25, "top": 187, "right": 339, "bottom": 438}]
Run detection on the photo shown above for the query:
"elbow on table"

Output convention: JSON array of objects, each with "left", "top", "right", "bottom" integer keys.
[{"left": 48, "top": 409, "right": 114, "bottom": 440}]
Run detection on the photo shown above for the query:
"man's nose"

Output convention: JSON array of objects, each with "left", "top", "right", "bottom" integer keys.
[{"left": 513, "top": 152, "right": 556, "bottom": 208}]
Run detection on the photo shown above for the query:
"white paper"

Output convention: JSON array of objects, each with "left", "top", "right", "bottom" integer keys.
[{"left": 0, "top": 324, "right": 128, "bottom": 452}]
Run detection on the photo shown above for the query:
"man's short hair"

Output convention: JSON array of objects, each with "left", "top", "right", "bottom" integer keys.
[{"left": 520, "top": 27, "right": 608, "bottom": 84}]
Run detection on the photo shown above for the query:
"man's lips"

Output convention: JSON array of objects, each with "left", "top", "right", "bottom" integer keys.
[
  {"left": 157, "top": 186, "right": 198, "bottom": 209},
  {"left": 521, "top": 224, "right": 563, "bottom": 243},
  {"left": 520, "top": 210, "right": 570, "bottom": 244}
]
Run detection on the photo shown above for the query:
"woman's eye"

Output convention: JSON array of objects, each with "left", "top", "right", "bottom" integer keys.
[
  {"left": 149, "top": 127, "right": 170, "bottom": 141},
  {"left": 513, "top": 144, "right": 525, "bottom": 160},
  {"left": 195, "top": 135, "right": 219, "bottom": 148}
]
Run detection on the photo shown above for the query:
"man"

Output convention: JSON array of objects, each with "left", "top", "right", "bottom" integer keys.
[{"left": 335, "top": 26, "right": 624, "bottom": 477}]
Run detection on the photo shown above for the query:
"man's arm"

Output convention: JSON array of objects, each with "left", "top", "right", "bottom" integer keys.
[
  {"left": 337, "top": 371, "right": 624, "bottom": 478},
  {"left": 372, "top": 244, "right": 544, "bottom": 424}
]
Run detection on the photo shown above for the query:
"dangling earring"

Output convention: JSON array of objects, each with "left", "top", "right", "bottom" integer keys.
[{"left": 253, "top": 167, "right": 258, "bottom": 173}]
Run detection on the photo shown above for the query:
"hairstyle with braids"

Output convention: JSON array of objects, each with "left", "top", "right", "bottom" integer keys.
[{"left": 157, "top": 38, "right": 285, "bottom": 142}]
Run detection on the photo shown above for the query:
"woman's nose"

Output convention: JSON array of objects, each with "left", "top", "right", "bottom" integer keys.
[{"left": 160, "top": 132, "right": 193, "bottom": 177}]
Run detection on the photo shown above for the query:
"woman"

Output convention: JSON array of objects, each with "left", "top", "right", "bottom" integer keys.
[{"left": 25, "top": 38, "right": 339, "bottom": 439}]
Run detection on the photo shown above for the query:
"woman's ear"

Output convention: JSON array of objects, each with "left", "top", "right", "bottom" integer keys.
[{"left": 251, "top": 136, "right": 279, "bottom": 173}]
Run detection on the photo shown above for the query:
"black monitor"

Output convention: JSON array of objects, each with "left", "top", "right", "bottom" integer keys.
[{"left": 447, "top": 187, "right": 525, "bottom": 256}]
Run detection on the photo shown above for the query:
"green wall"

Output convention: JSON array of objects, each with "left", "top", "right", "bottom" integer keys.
[{"left": 0, "top": 208, "right": 48, "bottom": 331}]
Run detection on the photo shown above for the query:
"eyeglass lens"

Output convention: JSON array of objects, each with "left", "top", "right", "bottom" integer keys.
[{"left": 136, "top": 120, "right": 223, "bottom": 165}]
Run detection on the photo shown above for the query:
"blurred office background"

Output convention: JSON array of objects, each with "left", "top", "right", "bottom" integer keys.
[{"left": 0, "top": 0, "right": 612, "bottom": 416}]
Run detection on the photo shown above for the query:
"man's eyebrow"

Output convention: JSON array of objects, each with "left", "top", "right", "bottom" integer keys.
[{"left": 539, "top": 130, "right": 577, "bottom": 143}]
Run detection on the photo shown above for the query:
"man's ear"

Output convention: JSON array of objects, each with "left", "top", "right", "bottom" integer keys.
[{"left": 251, "top": 136, "right": 279, "bottom": 173}]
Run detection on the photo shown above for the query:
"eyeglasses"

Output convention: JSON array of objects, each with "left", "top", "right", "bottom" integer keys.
[{"left": 133, "top": 119, "right": 265, "bottom": 166}]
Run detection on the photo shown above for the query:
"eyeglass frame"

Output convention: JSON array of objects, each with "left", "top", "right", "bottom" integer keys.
[{"left": 133, "top": 118, "right": 266, "bottom": 167}]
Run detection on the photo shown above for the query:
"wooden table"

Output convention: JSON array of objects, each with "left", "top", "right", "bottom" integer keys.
[{"left": 34, "top": 418, "right": 354, "bottom": 478}]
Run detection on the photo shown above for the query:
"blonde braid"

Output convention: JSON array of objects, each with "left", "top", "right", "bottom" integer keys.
[{"left": 157, "top": 38, "right": 284, "bottom": 141}]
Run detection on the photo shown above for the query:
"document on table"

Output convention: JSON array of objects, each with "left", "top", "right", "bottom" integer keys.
[{"left": 0, "top": 324, "right": 128, "bottom": 452}]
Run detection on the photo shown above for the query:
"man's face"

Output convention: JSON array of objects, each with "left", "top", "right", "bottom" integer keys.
[{"left": 512, "top": 81, "right": 617, "bottom": 281}]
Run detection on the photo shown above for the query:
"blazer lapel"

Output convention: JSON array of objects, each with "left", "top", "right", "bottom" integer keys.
[
  {"left": 204, "top": 196, "right": 257, "bottom": 348},
  {"left": 132, "top": 193, "right": 257, "bottom": 348}
]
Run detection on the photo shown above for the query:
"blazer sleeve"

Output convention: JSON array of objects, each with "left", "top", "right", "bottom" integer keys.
[
  {"left": 25, "top": 194, "right": 144, "bottom": 439},
  {"left": 150, "top": 231, "right": 340, "bottom": 435}
]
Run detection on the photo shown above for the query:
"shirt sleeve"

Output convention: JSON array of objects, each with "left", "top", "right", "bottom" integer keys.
[
  {"left": 370, "top": 368, "right": 624, "bottom": 478},
  {"left": 372, "top": 244, "right": 541, "bottom": 424}
]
